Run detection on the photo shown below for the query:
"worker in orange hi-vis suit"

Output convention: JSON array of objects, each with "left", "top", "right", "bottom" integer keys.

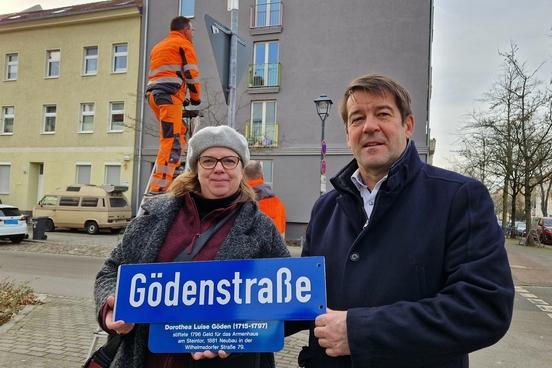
[
  {"left": 146, "top": 16, "right": 201, "bottom": 193},
  {"left": 244, "top": 160, "right": 287, "bottom": 238}
]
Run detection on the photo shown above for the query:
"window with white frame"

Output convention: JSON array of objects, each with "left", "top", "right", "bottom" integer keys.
[
  {"left": 179, "top": 0, "right": 195, "bottom": 17},
  {"left": 80, "top": 103, "right": 95, "bottom": 132},
  {"left": 46, "top": 50, "right": 60, "bottom": 77},
  {"left": 250, "top": 100, "right": 277, "bottom": 145},
  {"left": 109, "top": 102, "right": 124, "bottom": 132},
  {"left": 43, "top": 105, "right": 57, "bottom": 133},
  {"left": 255, "top": 0, "right": 282, "bottom": 27},
  {"left": 105, "top": 164, "right": 121, "bottom": 185},
  {"left": 112, "top": 43, "right": 128, "bottom": 73},
  {"left": 83, "top": 46, "right": 98, "bottom": 75},
  {"left": 0, "top": 164, "right": 10, "bottom": 193},
  {"left": 1, "top": 106, "right": 15, "bottom": 134},
  {"left": 252, "top": 41, "right": 279, "bottom": 87},
  {"left": 5, "top": 53, "right": 18, "bottom": 80},
  {"left": 259, "top": 160, "right": 273, "bottom": 187},
  {"left": 76, "top": 163, "right": 91, "bottom": 184}
]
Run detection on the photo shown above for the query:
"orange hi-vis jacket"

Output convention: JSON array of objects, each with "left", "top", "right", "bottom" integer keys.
[
  {"left": 147, "top": 31, "right": 201, "bottom": 103},
  {"left": 247, "top": 178, "right": 286, "bottom": 237}
]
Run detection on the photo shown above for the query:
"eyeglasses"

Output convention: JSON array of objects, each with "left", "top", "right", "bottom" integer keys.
[{"left": 198, "top": 156, "right": 240, "bottom": 170}]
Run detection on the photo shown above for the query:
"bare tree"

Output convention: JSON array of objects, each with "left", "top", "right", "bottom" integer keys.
[
  {"left": 456, "top": 43, "right": 552, "bottom": 238},
  {"left": 502, "top": 45, "right": 552, "bottom": 233}
]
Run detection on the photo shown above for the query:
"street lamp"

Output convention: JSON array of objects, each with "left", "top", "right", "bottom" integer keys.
[{"left": 314, "top": 95, "right": 333, "bottom": 195}]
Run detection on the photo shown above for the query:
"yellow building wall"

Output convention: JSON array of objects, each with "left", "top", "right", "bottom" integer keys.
[{"left": 0, "top": 8, "right": 141, "bottom": 212}]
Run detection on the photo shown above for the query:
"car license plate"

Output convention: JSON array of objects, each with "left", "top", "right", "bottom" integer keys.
[{"left": 4, "top": 219, "right": 18, "bottom": 225}]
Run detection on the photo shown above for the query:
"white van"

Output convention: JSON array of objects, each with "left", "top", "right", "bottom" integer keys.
[{"left": 33, "top": 184, "right": 132, "bottom": 234}]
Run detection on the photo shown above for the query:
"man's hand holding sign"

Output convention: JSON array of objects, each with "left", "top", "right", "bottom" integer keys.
[{"left": 314, "top": 309, "right": 350, "bottom": 357}]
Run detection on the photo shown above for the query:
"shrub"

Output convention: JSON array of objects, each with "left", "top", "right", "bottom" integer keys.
[{"left": 0, "top": 278, "right": 42, "bottom": 326}]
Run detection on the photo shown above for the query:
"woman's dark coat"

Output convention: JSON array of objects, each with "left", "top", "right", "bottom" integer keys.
[{"left": 94, "top": 195, "right": 290, "bottom": 368}]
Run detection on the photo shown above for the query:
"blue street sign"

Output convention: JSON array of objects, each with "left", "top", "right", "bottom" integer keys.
[
  {"left": 148, "top": 320, "right": 284, "bottom": 353},
  {"left": 114, "top": 257, "right": 326, "bottom": 323}
]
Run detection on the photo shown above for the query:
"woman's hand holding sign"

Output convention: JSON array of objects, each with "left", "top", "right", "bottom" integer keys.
[
  {"left": 191, "top": 350, "right": 230, "bottom": 360},
  {"left": 105, "top": 295, "right": 135, "bottom": 335}
]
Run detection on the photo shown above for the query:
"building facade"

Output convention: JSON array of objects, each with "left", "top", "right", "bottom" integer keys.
[
  {"left": 137, "top": 0, "right": 433, "bottom": 238},
  {"left": 0, "top": 1, "right": 142, "bottom": 213}
]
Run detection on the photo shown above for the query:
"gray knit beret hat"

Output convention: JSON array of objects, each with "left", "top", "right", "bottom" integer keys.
[{"left": 186, "top": 125, "right": 250, "bottom": 171}]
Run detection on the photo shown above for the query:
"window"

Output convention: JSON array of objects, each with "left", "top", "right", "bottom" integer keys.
[
  {"left": 255, "top": 0, "right": 281, "bottom": 27},
  {"left": 109, "top": 102, "right": 124, "bottom": 132},
  {"left": 76, "top": 163, "right": 91, "bottom": 184},
  {"left": 112, "top": 43, "right": 128, "bottom": 73},
  {"left": 249, "top": 100, "right": 277, "bottom": 146},
  {"left": 83, "top": 46, "right": 98, "bottom": 75},
  {"left": 1, "top": 106, "right": 14, "bottom": 134},
  {"left": 259, "top": 160, "right": 273, "bottom": 187},
  {"left": 43, "top": 105, "right": 57, "bottom": 133},
  {"left": 81, "top": 197, "right": 99, "bottom": 207},
  {"left": 39, "top": 195, "right": 58, "bottom": 206},
  {"left": 5, "top": 53, "right": 18, "bottom": 80},
  {"left": 110, "top": 197, "right": 128, "bottom": 208},
  {"left": 0, "top": 164, "right": 10, "bottom": 193},
  {"left": 105, "top": 164, "right": 121, "bottom": 185},
  {"left": 46, "top": 50, "right": 60, "bottom": 77},
  {"left": 59, "top": 196, "right": 79, "bottom": 206},
  {"left": 179, "top": 0, "right": 195, "bottom": 17},
  {"left": 251, "top": 41, "right": 279, "bottom": 87},
  {"left": 80, "top": 103, "right": 95, "bottom": 132}
]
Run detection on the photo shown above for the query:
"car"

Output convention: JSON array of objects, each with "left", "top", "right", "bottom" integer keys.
[
  {"left": 33, "top": 184, "right": 131, "bottom": 235},
  {"left": 0, "top": 204, "right": 28, "bottom": 243},
  {"left": 536, "top": 217, "right": 552, "bottom": 245},
  {"left": 514, "top": 221, "right": 527, "bottom": 237}
]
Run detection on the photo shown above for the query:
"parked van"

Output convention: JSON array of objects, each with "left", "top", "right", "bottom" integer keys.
[{"left": 33, "top": 184, "right": 132, "bottom": 234}]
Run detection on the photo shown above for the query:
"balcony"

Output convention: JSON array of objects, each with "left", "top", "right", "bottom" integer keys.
[
  {"left": 250, "top": 1, "right": 283, "bottom": 35},
  {"left": 248, "top": 63, "right": 281, "bottom": 93},
  {"left": 244, "top": 122, "right": 279, "bottom": 148}
]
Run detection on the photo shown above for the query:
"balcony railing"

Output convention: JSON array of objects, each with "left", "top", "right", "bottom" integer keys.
[
  {"left": 250, "top": 1, "right": 283, "bottom": 29},
  {"left": 244, "top": 122, "right": 279, "bottom": 148},
  {"left": 248, "top": 63, "right": 281, "bottom": 88}
]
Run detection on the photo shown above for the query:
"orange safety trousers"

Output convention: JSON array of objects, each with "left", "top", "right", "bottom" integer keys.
[{"left": 147, "top": 93, "right": 187, "bottom": 193}]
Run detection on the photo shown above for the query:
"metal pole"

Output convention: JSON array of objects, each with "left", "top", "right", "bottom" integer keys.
[
  {"left": 135, "top": 0, "right": 149, "bottom": 213},
  {"left": 227, "top": 0, "right": 239, "bottom": 128},
  {"left": 320, "top": 117, "right": 327, "bottom": 195}
]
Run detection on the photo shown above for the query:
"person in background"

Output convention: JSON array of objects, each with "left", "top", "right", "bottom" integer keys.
[
  {"left": 244, "top": 160, "right": 286, "bottom": 238},
  {"left": 146, "top": 16, "right": 201, "bottom": 194},
  {"left": 94, "top": 125, "right": 289, "bottom": 368},
  {"left": 295, "top": 74, "right": 514, "bottom": 368}
]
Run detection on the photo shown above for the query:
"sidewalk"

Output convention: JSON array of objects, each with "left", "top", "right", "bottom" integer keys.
[
  {"left": 0, "top": 294, "right": 308, "bottom": 367},
  {"left": 0, "top": 232, "right": 307, "bottom": 367}
]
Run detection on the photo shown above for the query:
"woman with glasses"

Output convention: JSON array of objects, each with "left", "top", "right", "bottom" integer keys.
[{"left": 94, "top": 125, "right": 290, "bottom": 368}]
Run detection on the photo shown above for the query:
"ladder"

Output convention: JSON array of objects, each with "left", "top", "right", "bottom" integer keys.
[
  {"left": 136, "top": 108, "right": 201, "bottom": 216},
  {"left": 85, "top": 111, "right": 202, "bottom": 362}
]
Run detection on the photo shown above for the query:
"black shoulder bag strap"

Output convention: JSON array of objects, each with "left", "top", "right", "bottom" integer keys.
[
  {"left": 174, "top": 209, "right": 236, "bottom": 262},
  {"left": 82, "top": 334, "right": 122, "bottom": 368}
]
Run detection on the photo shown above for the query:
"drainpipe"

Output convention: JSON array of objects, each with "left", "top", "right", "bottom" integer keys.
[{"left": 135, "top": 0, "right": 149, "bottom": 213}]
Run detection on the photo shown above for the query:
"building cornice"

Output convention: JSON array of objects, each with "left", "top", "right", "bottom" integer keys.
[{"left": 0, "top": 7, "right": 141, "bottom": 33}]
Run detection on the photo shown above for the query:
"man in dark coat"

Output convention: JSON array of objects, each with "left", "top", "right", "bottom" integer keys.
[{"left": 298, "top": 74, "right": 514, "bottom": 368}]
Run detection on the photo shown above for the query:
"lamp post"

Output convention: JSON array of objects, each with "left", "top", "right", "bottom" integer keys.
[{"left": 314, "top": 95, "right": 333, "bottom": 195}]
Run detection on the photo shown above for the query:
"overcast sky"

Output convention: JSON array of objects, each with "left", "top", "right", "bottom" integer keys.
[
  {"left": 1, "top": 0, "right": 551, "bottom": 169},
  {"left": 431, "top": 0, "right": 552, "bottom": 168}
]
